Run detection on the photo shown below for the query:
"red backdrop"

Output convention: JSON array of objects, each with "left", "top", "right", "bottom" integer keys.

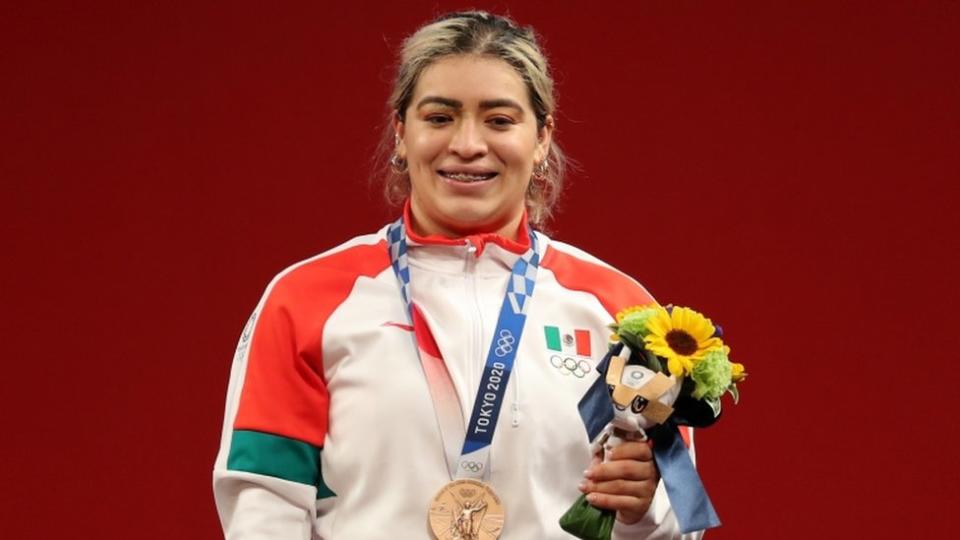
[{"left": 2, "top": 1, "right": 958, "bottom": 538}]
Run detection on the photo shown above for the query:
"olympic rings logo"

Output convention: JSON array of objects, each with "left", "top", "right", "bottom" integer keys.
[
  {"left": 460, "top": 461, "right": 484, "bottom": 473},
  {"left": 550, "top": 355, "right": 592, "bottom": 378},
  {"left": 494, "top": 329, "right": 516, "bottom": 357}
]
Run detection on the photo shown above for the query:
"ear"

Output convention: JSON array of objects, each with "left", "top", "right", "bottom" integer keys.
[
  {"left": 393, "top": 111, "right": 406, "bottom": 158},
  {"left": 534, "top": 115, "right": 555, "bottom": 163}
]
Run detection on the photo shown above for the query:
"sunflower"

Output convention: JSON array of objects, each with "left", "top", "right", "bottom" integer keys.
[{"left": 643, "top": 306, "right": 724, "bottom": 378}]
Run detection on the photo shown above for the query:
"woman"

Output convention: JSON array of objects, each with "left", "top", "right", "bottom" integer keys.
[{"left": 214, "top": 11, "right": 701, "bottom": 539}]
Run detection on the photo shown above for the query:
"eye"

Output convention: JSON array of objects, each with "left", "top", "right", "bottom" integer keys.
[
  {"left": 487, "top": 116, "right": 515, "bottom": 128},
  {"left": 424, "top": 114, "right": 451, "bottom": 126},
  {"left": 630, "top": 396, "right": 648, "bottom": 414}
]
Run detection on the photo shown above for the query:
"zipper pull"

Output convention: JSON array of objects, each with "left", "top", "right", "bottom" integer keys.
[{"left": 465, "top": 239, "right": 477, "bottom": 255}]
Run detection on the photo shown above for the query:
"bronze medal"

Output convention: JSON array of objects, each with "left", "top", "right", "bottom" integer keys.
[{"left": 428, "top": 479, "right": 505, "bottom": 540}]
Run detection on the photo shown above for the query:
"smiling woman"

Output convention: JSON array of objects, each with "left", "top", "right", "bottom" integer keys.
[
  {"left": 213, "top": 11, "right": 702, "bottom": 540},
  {"left": 382, "top": 11, "right": 566, "bottom": 232},
  {"left": 397, "top": 54, "right": 552, "bottom": 238}
]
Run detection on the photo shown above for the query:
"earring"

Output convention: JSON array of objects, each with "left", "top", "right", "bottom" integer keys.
[
  {"left": 390, "top": 153, "right": 408, "bottom": 174},
  {"left": 390, "top": 134, "right": 408, "bottom": 174},
  {"left": 533, "top": 159, "right": 549, "bottom": 181}
]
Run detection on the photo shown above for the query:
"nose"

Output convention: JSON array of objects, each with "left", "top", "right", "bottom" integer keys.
[{"left": 448, "top": 119, "right": 487, "bottom": 159}]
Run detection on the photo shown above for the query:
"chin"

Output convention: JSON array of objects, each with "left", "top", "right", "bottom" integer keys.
[
  {"left": 437, "top": 202, "right": 504, "bottom": 232},
  {"left": 445, "top": 215, "right": 502, "bottom": 235},
  {"left": 412, "top": 193, "right": 523, "bottom": 237}
]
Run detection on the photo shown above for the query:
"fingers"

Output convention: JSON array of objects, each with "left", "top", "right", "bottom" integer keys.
[
  {"left": 584, "top": 442, "right": 657, "bottom": 483},
  {"left": 578, "top": 475, "right": 658, "bottom": 525},
  {"left": 583, "top": 490, "right": 655, "bottom": 523},
  {"left": 579, "top": 440, "right": 659, "bottom": 524},
  {"left": 579, "top": 457, "right": 658, "bottom": 495},
  {"left": 607, "top": 439, "right": 653, "bottom": 462},
  {"left": 584, "top": 459, "right": 657, "bottom": 483},
  {"left": 579, "top": 475, "right": 657, "bottom": 498}
]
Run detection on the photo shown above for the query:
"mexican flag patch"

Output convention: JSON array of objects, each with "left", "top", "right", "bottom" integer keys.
[{"left": 543, "top": 326, "right": 592, "bottom": 357}]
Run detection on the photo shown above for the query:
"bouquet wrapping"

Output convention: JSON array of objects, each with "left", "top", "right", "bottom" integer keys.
[{"left": 559, "top": 304, "right": 746, "bottom": 538}]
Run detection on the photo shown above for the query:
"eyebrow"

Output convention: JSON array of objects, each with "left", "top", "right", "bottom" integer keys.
[{"left": 415, "top": 96, "right": 526, "bottom": 113}]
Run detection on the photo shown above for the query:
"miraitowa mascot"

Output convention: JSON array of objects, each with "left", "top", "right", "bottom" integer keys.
[{"left": 560, "top": 339, "right": 722, "bottom": 539}]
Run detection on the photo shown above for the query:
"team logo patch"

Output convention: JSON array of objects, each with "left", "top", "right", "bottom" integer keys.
[{"left": 543, "top": 326, "right": 593, "bottom": 377}]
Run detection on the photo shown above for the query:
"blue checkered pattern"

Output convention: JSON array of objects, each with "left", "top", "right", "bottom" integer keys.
[
  {"left": 507, "top": 238, "right": 539, "bottom": 315},
  {"left": 390, "top": 218, "right": 540, "bottom": 318},
  {"left": 387, "top": 219, "right": 412, "bottom": 315}
]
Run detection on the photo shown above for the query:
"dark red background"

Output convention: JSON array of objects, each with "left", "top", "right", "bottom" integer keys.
[{"left": 3, "top": 1, "right": 958, "bottom": 538}]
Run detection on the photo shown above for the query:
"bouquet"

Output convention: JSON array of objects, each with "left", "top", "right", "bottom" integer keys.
[{"left": 559, "top": 304, "right": 746, "bottom": 538}]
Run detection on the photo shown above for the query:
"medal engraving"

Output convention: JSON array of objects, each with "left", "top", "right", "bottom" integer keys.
[{"left": 428, "top": 479, "right": 504, "bottom": 540}]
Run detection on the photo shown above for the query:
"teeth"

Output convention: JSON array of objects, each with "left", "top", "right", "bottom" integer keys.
[{"left": 442, "top": 171, "right": 495, "bottom": 182}]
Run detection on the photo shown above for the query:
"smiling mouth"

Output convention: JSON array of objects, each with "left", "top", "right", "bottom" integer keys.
[{"left": 438, "top": 170, "right": 498, "bottom": 183}]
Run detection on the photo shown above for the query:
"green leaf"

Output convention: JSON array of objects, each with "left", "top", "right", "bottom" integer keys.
[
  {"left": 618, "top": 332, "right": 643, "bottom": 351},
  {"left": 727, "top": 384, "right": 740, "bottom": 404},
  {"left": 706, "top": 397, "right": 722, "bottom": 417},
  {"left": 643, "top": 350, "right": 663, "bottom": 373}
]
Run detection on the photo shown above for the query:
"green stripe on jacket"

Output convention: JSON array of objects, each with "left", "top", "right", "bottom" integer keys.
[{"left": 227, "top": 430, "right": 336, "bottom": 499}]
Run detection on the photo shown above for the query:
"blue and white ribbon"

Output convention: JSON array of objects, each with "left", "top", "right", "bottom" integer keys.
[{"left": 388, "top": 218, "right": 540, "bottom": 480}]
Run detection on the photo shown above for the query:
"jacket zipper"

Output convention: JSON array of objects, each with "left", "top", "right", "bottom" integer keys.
[
  {"left": 464, "top": 240, "right": 483, "bottom": 418},
  {"left": 464, "top": 240, "right": 521, "bottom": 431}
]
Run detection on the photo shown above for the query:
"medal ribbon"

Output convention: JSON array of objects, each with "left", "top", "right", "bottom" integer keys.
[{"left": 387, "top": 217, "right": 540, "bottom": 480}]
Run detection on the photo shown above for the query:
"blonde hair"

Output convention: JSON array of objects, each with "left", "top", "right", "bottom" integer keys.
[{"left": 378, "top": 11, "right": 566, "bottom": 228}]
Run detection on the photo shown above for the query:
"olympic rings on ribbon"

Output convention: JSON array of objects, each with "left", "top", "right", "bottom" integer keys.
[
  {"left": 494, "top": 329, "right": 515, "bottom": 357},
  {"left": 460, "top": 461, "right": 484, "bottom": 473}
]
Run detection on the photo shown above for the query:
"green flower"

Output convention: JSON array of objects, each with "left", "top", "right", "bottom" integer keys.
[
  {"left": 616, "top": 306, "right": 659, "bottom": 338},
  {"left": 691, "top": 348, "right": 733, "bottom": 400}
]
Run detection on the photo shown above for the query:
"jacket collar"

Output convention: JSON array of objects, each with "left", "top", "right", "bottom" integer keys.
[{"left": 402, "top": 199, "right": 531, "bottom": 257}]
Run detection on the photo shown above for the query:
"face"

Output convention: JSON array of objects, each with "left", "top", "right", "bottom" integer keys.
[{"left": 395, "top": 55, "right": 553, "bottom": 238}]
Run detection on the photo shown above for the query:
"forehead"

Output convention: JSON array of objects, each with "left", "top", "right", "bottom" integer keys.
[{"left": 411, "top": 55, "right": 531, "bottom": 109}]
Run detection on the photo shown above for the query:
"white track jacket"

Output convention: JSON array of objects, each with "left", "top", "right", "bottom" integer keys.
[{"left": 213, "top": 211, "right": 703, "bottom": 539}]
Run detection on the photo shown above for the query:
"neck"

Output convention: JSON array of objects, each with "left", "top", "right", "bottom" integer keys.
[{"left": 408, "top": 204, "right": 525, "bottom": 242}]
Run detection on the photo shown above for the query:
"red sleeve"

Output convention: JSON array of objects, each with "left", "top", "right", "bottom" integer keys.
[
  {"left": 233, "top": 241, "right": 389, "bottom": 447},
  {"left": 541, "top": 245, "right": 656, "bottom": 318}
]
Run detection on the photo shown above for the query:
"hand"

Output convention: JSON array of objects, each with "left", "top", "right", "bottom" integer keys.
[{"left": 578, "top": 440, "right": 659, "bottom": 525}]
